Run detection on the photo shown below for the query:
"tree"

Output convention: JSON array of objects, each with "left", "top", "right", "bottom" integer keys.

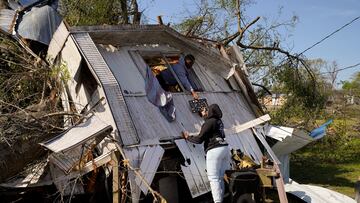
[
  {"left": 173, "top": 0, "right": 327, "bottom": 128},
  {"left": 342, "top": 72, "right": 360, "bottom": 97},
  {"left": 59, "top": 0, "right": 141, "bottom": 26}
]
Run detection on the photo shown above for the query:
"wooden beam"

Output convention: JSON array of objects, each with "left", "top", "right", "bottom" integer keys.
[
  {"left": 274, "top": 163, "right": 289, "bottom": 203},
  {"left": 227, "top": 114, "right": 270, "bottom": 134},
  {"left": 157, "top": 16, "right": 164, "bottom": 25},
  {"left": 112, "top": 152, "right": 119, "bottom": 203},
  {"left": 218, "top": 45, "right": 262, "bottom": 116}
]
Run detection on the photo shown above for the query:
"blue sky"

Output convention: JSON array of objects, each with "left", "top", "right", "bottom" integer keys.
[{"left": 141, "top": 0, "right": 360, "bottom": 84}]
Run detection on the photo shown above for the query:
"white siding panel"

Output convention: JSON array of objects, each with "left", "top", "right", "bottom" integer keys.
[
  {"left": 40, "top": 115, "right": 112, "bottom": 153},
  {"left": 47, "top": 21, "right": 69, "bottom": 63}
]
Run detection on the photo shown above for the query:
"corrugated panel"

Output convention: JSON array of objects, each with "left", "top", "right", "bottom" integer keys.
[
  {"left": 98, "top": 45, "right": 145, "bottom": 95},
  {"left": 47, "top": 21, "right": 69, "bottom": 63},
  {"left": 135, "top": 145, "right": 165, "bottom": 194},
  {"left": 175, "top": 139, "right": 210, "bottom": 198},
  {"left": 0, "top": 9, "right": 16, "bottom": 34},
  {"left": 124, "top": 92, "right": 263, "bottom": 163},
  {"left": 270, "top": 128, "right": 314, "bottom": 156},
  {"left": 0, "top": 161, "right": 48, "bottom": 188},
  {"left": 40, "top": 115, "right": 112, "bottom": 153},
  {"left": 285, "top": 181, "right": 356, "bottom": 203},
  {"left": 193, "top": 60, "right": 232, "bottom": 92},
  {"left": 72, "top": 33, "right": 139, "bottom": 146},
  {"left": 49, "top": 147, "right": 83, "bottom": 173}
]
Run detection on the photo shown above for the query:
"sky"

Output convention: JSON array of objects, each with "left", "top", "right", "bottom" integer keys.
[{"left": 140, "top": 0, "right": 360, "bottom": 85}]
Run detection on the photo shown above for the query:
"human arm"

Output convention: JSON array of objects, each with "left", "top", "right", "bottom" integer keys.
[
  {"left": 182, "top": 119, "right": 214, "bottom": 144},
  {"left": 173, "top": 64, "right": 194, "bottom": 93}
]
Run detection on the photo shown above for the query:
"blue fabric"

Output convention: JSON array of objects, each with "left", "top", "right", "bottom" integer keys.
[
  {"left": 160, "top": 57, "right": 194, "bottom": 92},
  {"left": 145, "top": 66, "right": 176, "bottom": 122},
  {"left": 309, "top": 119, "right": 333, "bottom": 140}
]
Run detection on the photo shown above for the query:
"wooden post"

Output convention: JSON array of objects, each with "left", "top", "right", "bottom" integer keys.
[
  {"left": 355, "top": 179, "right": 360, "bottom": 203},
  {"left": 112, "top": 152, "right": 119, "bottom": 203},
  {"left": 157, "top": 16, "right": 164, "bottom": 25}
]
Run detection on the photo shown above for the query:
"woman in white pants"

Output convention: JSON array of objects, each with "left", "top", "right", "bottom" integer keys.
[{"left": 182, "top": 104, "right": 230, "bottom": 203}]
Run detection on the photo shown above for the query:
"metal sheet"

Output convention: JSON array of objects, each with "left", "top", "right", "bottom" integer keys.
[
  {"left": 0, "top": 161, "right": 49, "bottom": 188},
  {"left": 123, "top": 146, "right": 148, "bottom": 203},
  {"left": 0, "top": 9, "right": 16, "bottom": 34},
  {"left": 278, "top": 154, "right": 290, "bottom": 183},
  {"left": 270, "top": 128, "right": 314, "bottom": 156},
  {"left": 40, "top": 115, "right": 112, "bottom": 153},
  {"left": 135, "top": 145, "right": 164, "bottom": 194},
  {"left": 17, "top": 5, "right": 62, "bottom": 45},
  {"left": 193, "top": 59, "right": 231, "bottom": 92},
  {"left": 98, "top": 45, "right": 145, "bottom": 95},
  {"left": 73, "top": 33, "right": 139, "bottom": 146},
  {"left": 124, "top": 92, "right": 263, "bottom": 164},
  {"left": 285, "top": 180, "right": 356, "bottom": 203},
  {"left": 175, "top": 139, "right": 210, "bottom": 198},
  {"left": 265, "top": 125, "right": 294, "bottom": 141}
]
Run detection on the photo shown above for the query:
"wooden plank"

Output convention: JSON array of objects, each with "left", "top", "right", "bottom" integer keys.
[
  {"left": 274, "top": 163, "right": 289, "bottom": 203},
  {"left": 112, "top": 152, "right": 119, "bottom": 203},
  {"left": 226, "top": 114, "right": 270, "bottom": 134},
  {"left": 135, "top": 145, "right": 164, "bottom": 194},
  {"left": 175, "top": 139, "right": 210, "bottom": 198},
  {"left": 252, "top": 128, "right": 280, "bottom": 164}
]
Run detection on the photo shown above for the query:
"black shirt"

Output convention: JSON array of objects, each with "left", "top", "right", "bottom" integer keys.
[{"left": 187, "top": 104, "right": 228, "bottom": 152}]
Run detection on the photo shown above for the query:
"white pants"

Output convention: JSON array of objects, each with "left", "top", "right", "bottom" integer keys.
[{"left": 206, "top": 146, "right": 230, "bottom": 203}]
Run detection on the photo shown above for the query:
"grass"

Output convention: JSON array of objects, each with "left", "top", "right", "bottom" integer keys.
[{"left": 289, "top": 106, "right": 360, "bottom": 198}]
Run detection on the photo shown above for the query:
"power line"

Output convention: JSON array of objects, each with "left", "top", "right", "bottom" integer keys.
[
  {"left": 299, "top": 16, "right": 360, "bottom": 56},
  {"left": 320, "top": 62, "right": 360, "bottom": 75}
]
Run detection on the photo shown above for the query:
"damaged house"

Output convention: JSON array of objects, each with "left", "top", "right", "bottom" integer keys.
[
  {"left": 0, "top": 1, "right": 357, "bottom": 203},
  {"left": 43, "top": 23, "right": 275, "bottom": 202}
]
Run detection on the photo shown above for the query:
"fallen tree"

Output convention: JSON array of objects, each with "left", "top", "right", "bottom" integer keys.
[{"left": 0, "top": 32, "right": 66, "bottom": 182}]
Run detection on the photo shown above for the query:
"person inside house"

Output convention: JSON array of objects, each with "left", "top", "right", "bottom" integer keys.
[
  {"left": 160, "top": 54, "right": 199, "bottom": 99},
  {"left": 182, "top": 104, "right": 230, "bottom": 203}
]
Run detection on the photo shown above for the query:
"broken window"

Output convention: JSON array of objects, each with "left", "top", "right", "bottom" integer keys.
[{"left": 142, "top": 54, "right": 203, "bottom": 93}]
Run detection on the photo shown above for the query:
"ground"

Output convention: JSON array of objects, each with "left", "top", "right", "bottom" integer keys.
[{"left": 290, "top": 105, "right": 360, "bottom": 198}]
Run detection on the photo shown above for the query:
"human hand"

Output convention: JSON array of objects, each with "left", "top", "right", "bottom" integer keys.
[
  {"left": 191, "top": 91, "right": 199, "bottom": 100},
  {"left": 182, "top": 131, "right": 189, "bottom": 139}
]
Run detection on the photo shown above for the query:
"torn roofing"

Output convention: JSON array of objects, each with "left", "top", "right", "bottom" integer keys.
[
  {"left": 0, "top": 9, "right": 16, "bottom": 34},
  {"left": 69, "top": 24, "right": 234, "bottom": 80},
  {"left": 40, "top": 115, "right": 113, "bottom": 153},
  {"left": 17, "top": 5, "right": 62, "bottom": 45}
]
